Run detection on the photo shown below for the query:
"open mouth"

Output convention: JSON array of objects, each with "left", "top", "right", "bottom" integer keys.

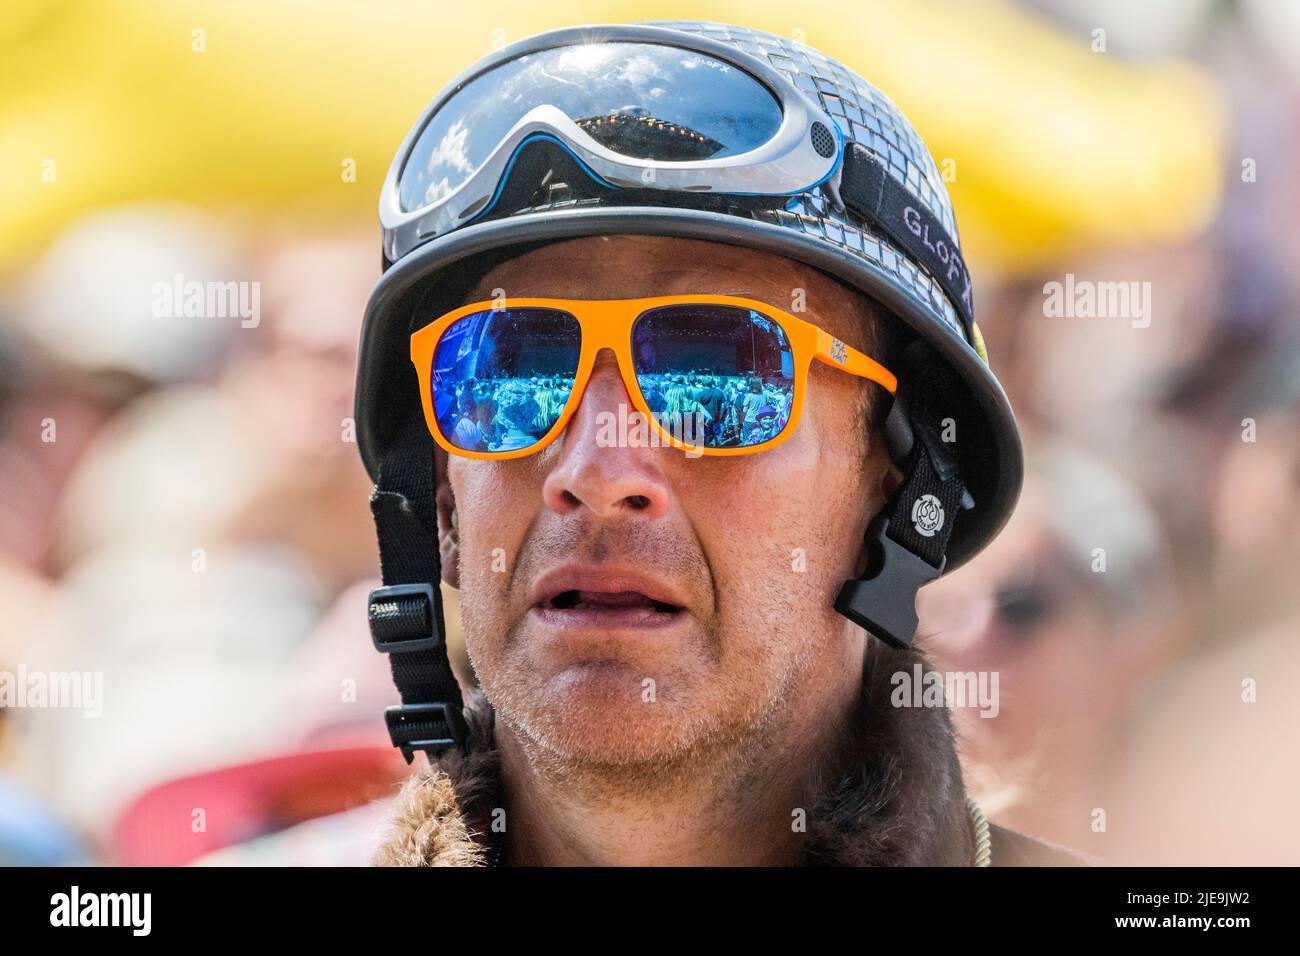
[{"left": 546, "top": 589, "right": 682, "bottom": 615}]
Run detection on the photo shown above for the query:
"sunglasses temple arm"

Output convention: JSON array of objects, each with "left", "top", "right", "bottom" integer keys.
[{"left": 813, "top": 328, "right": 898, "bottom": 394}]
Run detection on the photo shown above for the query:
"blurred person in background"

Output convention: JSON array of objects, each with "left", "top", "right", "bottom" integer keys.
[
  {"left": 111, "top": 581, "right": 410, "bottom": 867},
  {"left": 1103, "top": 605, "right": 1300, "bottom": 865},
  {"left": 1098, "top": 336, "right": 1300, "bottom": 865},
  {"left": 216, "top": 234, "right": 380, "bottom": 594},
  {"left": 3, "top": 207, "right": 413, "bottom": 862},
  {"left": 919, "top": 436, "right": 1181, "bottom": 854},
  {"left": 0, "top": 329, "right": 142, "bottom": 575},
  {"left": 0, "top": 557, "right": 88, "bottom": 865},
  {"left": 1207, "top": 338, "right": 1300, "bottom": 615}
]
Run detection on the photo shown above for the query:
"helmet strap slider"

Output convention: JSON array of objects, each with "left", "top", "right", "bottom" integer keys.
[{"left": 369, "top": 419, "right": 467, "bottom": 763}]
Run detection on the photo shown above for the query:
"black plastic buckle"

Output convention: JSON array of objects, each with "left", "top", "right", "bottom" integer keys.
[
  {"left": 384, "top": 702, "right": 467, "bottom": 763},
  {"left": 835, "top": 516, "right": 944, "bottom": 649},
  {"left": 368, "top": 583, "right": 441, "bottom": 654}
]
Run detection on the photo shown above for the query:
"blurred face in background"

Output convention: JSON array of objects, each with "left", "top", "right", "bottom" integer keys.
[
  {"left": 917, "top": 482, "right": 1134, "bottom": 840},
  {"left": 434, "top": 235, "right": 896, "bottom": 771},
  {"left": 1212, "top": 407, "right": 1300, "bottom": 583},
  {"left": 215, "top": 237, "right": 379, "bottom": 590}
]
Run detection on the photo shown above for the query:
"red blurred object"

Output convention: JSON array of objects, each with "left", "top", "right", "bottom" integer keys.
[{"left": 110, "top": 745, "right": 407, "bottom": 866}]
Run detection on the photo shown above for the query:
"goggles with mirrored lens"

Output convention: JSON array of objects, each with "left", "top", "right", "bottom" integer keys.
[
  {"left": 381, "top": 25, "right": 842, "bottom": 263},
  {"left": 410, "top": 295, "right": 896, "bottom": 459}
]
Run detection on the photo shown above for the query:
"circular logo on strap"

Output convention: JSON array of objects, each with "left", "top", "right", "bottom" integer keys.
[{"left": 911, "top": 494, "right": 945, "bottom": 538}]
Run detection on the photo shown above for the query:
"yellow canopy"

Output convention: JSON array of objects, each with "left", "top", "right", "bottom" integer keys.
[{"left": 0, "top": 0, "right": 1224, "bottom": 276}]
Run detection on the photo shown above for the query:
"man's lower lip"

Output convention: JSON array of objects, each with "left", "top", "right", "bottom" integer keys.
[{"left": 528, "top": 605, "right": 684, "bottom": 631}]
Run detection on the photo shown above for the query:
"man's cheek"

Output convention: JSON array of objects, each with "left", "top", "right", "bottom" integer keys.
[
  {"left": 458, "top": 538, "right": 526, "bottom": 653},
  {"left": 448, "top": 515, "right": 508, "bottom": 645},
  {"left": 453, "top": 471, "right": 527, "bottom": 585}
]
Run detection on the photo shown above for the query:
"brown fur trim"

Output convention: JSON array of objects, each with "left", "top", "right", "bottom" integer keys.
[{"left": 373, "top": 693, "right": 500, "bottom": 867}]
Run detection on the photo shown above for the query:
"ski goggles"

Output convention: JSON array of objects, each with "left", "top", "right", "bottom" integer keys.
[
  {"left": 381, "top": 23, "right": 842, "bottom": 263},
  {"left": 411, "top": 294, "right": 896, "bottom": 459}
]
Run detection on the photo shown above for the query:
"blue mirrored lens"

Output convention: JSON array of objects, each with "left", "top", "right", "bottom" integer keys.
[
  {"left": 631, "top": 305, "right": 795, "bottom": 449},
  {"left": 432, "top": 308, "right": 580, "bottom": 453},
  {"left": 399, "top": 42, "right": 783, "bottom": 212}
]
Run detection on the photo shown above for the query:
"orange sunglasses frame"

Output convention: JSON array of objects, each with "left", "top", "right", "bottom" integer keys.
[{"left": 410, "top": 293, "right": 897, "bottom": 460}]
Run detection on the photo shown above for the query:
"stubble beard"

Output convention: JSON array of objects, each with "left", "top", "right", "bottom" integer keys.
[{"left": 470, "top": 607, "right": 819, "bottom": 807}]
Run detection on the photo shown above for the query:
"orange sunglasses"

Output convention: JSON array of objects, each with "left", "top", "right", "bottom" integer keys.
[{"left": 410, "top": 294, "right": 897, "bottom": 459}]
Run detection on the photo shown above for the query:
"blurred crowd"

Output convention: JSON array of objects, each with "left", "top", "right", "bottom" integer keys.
[
  {"left": 2, "top": 0, "right": 1299, "bottom": 866},
  {"left": 0, "top": 213, "right": 411, "bottom": 864}
]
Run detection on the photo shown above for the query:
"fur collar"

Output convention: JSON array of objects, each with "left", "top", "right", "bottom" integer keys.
[{"left": 372, "top": 646, "right": 998, "bottom": 866}]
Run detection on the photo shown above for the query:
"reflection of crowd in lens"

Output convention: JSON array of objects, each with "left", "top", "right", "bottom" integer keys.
[
  {"left": 637, "top": 372, "right": 793, "bottom": 447},
  {"left": 440, "top": 371, "right": 794, "bottom": 452},
  {"left": 442, "top": 376, "right": 573, "bottom": 452}
]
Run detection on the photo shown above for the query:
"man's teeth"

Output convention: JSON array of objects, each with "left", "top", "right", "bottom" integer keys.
[{"left": 550, "top": 589, "right": 678, "bottom": 612}]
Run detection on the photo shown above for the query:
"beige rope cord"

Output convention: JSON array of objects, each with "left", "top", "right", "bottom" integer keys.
[{"left": 967, "top": 797, "right": 992, "bottom": 867}]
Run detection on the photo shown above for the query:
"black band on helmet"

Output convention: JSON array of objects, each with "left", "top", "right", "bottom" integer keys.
[{"left": 839, "top": 142, "right": 975, "bottom": 339}]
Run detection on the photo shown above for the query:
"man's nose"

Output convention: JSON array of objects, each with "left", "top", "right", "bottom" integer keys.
[{"left": 542, "top": 350, "right": 672, "bottom": 519}]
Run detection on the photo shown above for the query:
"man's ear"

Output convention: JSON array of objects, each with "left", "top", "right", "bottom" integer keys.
[
  {"left": 881, "top": 459, "right": 904, "bottom": 501},
  {"left": 852, "top": 438, "right": 903, "bottom": 579},
  {"left": 434, "top": 448, "right": 460, "bottom": 589}
]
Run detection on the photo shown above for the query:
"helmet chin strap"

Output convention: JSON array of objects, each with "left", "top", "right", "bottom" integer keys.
[
  {"left": 836, "top": 341, "right": 972, "bottom": 649},
  {"left": 367, "top": 416, "right": 467, "bottom": 764}
]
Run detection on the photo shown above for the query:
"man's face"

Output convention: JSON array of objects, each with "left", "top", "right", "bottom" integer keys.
[{"left": 436, "top": 235, "right": 895, "bottom": 768}]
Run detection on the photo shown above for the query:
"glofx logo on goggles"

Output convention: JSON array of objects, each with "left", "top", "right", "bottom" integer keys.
[
  {"left": 410, "top": 294, "right": 897, "bottom": 460},
  {"left": 380, "top": 23, "right": 842, "bottom": 263}
]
